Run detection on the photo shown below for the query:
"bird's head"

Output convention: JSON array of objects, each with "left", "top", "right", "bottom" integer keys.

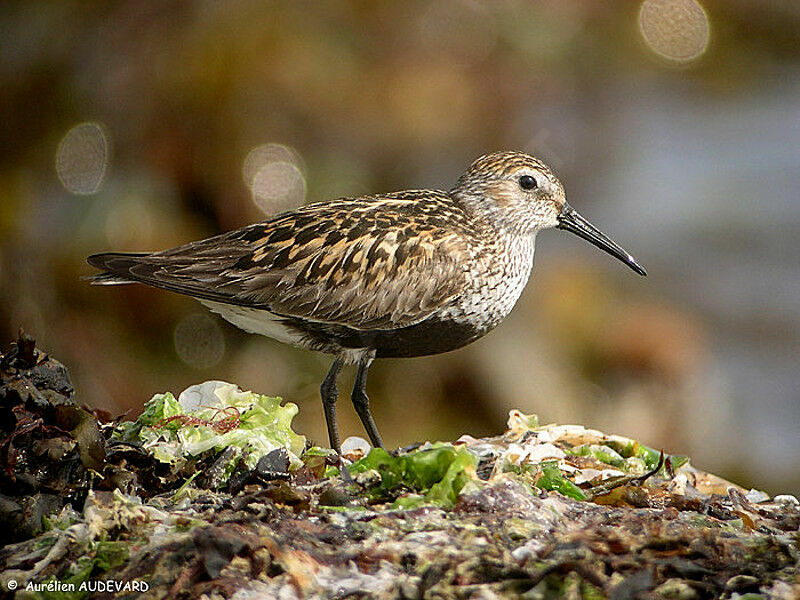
[{"left": 452, "top": 151, "right": 646, "bottom": 276}]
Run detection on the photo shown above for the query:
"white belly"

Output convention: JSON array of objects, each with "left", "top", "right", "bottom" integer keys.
[{"left": 199, "top": 300, "right": 309, "bottom": 347}]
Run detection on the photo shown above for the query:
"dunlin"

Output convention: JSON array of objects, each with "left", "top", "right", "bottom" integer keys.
[{"left": 89, "top": 151, "right": 646, "bottom": 452}]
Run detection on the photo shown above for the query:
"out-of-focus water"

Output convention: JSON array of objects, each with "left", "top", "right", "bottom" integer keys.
[{"left": 544, "top": 73, "right": 800, "bottom": 486}]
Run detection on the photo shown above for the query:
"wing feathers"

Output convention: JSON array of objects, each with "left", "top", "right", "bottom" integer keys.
[{"left": 88, "top": 193, "right": 475, "bottom": 330}]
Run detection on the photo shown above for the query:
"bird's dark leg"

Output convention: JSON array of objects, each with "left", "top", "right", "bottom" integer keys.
[
  {"left": 320, "top": 357, "right": 345, "bottom": 453},
  {"left": 351, "top": 357, "right": 385, "bottom": 449}
]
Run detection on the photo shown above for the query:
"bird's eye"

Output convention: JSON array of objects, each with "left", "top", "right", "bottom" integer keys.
[{"left": 518, "top": 175, "right": 537, "bottom": 190}]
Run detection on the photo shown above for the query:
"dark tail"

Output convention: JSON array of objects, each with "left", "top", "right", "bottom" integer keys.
[
  {"left": 86, "top": 252, "right": 151, "bottom": 285},
  {"left": 86, "top": 249, "right": 257, "bottom": 305}
]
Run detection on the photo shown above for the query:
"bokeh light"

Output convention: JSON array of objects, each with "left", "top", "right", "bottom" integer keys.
[
  {"left": 639, "top": 0, "right": 710, "bottom": 64},
  {"left": 55, "top": 122, "right": 110, "bottom": 194},
  {"left": 173, "top": 313, "right": 226, "bottom": 369},
  {"left": 242, "top": 143, "right": 306, "bottom": 216}
]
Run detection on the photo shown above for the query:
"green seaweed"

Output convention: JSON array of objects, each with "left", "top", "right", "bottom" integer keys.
[
  {"left": 535, "top": 460, "right": 587, "bottom": 501},
  {"left": 600, "top": 438, "right": 688, "bottom": 474},
  {"left": 111, "top": 382, "right": 306, "bottom": 480},
  {"left": 93, "top": 541, "right": 129, "bottom": 571},
  {"left": 348, "top": 444, "right": 478, "bottom": 508},
  {"left": 569, "top": 444, "right": 625, "bottom": 468}
]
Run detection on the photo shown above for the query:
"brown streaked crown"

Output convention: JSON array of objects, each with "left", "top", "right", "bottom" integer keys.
[{"left": 454, "top": 151, "right": 558, "bottom": 189}]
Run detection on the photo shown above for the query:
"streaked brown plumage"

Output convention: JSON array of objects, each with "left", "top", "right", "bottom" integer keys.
[{"left": 88, "top": 151, "right": 646, "bottom": 452}]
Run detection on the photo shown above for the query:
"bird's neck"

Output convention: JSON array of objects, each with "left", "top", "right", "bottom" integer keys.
[
  {"left": 495, "top": 230, "right": 537, "bottom": 290},
  {"left": 492, "top": 230, "right": 537, "bottom": 323},
  {"left": 447, "top": 230, "right": 536, "bottom": 332},
  {"left": 451, "top": 188, "right": 535, "bottom": 237}
]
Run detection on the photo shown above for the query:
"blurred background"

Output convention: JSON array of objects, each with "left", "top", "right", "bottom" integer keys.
[{"left": 1, "top": 1, "right": 798, "bottom": 495}]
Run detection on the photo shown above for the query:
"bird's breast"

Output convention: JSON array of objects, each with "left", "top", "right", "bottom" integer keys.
[{"left": 444, "top": 232, "right": 536, "bottom": 332}]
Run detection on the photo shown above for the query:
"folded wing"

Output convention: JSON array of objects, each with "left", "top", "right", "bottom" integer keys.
[{"left": 88, "top": 195, "right": 471, "bottom": 331}]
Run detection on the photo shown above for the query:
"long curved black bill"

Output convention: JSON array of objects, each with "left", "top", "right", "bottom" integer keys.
[{"left": 557, "top": 204, "right": 647, "bottom": 276}]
